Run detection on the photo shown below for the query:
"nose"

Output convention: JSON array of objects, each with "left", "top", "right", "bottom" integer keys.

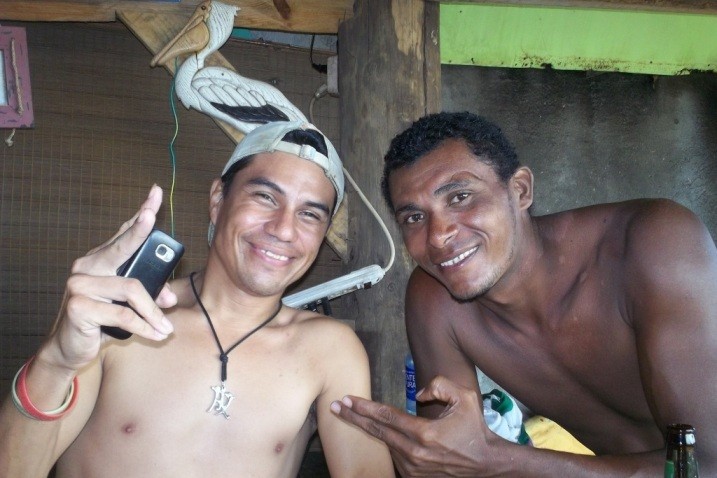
[
  {"left": 265, "top": 207, "right": 298, "bottom": 242},
  {"left": 427, "top": 214, "right": 458, "bottom": 249}
]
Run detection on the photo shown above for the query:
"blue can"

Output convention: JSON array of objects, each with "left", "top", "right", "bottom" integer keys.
[{"left": 405, "top": 353, "right": 417, "bottom": 415}]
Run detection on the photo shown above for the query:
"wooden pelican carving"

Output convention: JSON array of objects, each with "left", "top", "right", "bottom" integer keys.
[{"left": 151, "top": 0, "right": 307, "bottom": 134}]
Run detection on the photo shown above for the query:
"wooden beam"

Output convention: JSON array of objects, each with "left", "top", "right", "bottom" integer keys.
[
  {"left": 117, "top": 7, "right": 348, "bottom": 259},
  {"left": 272, "top": 0, "right": 292, "bottom": 20},
  {"left": 338, "top": 0, "right": 439, "bottom": 406},
  {"left": 2, "top": 1, "right": 188, "bottom": 22},
  {"left": 1, "top": 0, "right": 353, "bottom": 33},
  {"left": 431, "top": 0, "right": 717, "bottom": 15}
]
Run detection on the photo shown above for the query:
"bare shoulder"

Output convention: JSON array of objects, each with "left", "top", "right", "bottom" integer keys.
[
  {"left": 614, "top": 199, "right": 717, "bottom": 322},
  {"left": 407, "top": 265, "right": 451, "bottom": 299},
  {"left": 289, "top": 307, "right": 366, "bottom": 356},
  {"left": 406, "top": 266, "right": 473, "bottom": 325},
  {"left": 290, "top": 307, "right": 356, "bottom": 332},
  {"left": 620, "top": 199, "right": 714, "bottom": 264},
  {"left": 404, "top": 266, "right": 481, "bottom": 368},
  {"left": 555, "top": 199, "right": 717, "bottom": 284},
  {"left": 288, "top": 308, "right": 371, "bottom": 397},
  {"left": 544, "top": 199, "right": 711, "bottom": 258},
  {"left": 407, "top": 266, "right": 455, "bottom": 305},
  {"left": 537, "top": 199, "right": 716, "bottom": 319},
  {"left": 624, "top": 198, "right": 708, "bottom": 233}
]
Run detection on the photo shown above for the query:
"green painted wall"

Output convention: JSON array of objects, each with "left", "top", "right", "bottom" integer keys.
[{"left": 440, "top": 4, "right": 717, "bottom": 75}]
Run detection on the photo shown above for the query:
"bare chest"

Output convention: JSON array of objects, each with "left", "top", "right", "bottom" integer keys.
[
  {"left": 62, "top": 330, "right": 320, "bottom": 477},
  {"left": 462, "top": 276, "right": 662, "bottom": 452}
]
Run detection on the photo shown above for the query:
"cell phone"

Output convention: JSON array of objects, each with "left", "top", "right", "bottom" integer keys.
[{"left": 101, "top": 229, "right": 184, "bottom": 340}]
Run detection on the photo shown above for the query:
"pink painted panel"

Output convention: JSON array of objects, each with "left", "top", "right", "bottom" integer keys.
[{"left": 0, "top": 26, "right": 34, "bottom": 128}]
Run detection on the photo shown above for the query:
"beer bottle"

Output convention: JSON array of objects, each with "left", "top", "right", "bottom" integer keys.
[{"left": 664, "top": 423, "right": 699, "bottom": 478}]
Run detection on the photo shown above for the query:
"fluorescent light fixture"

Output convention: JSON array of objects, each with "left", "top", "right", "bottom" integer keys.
[{"left": 282, "top": 264, "right": 385, "bottom": 309}]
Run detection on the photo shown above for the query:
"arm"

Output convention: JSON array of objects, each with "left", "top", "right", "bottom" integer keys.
[
  {"left": 332, "top": 378, "right": 663, "bottom": 477},
  {"left": 624, "top": 199, "right": 717, "bottom": 475},
  {"left": 405, "top": 267, "right": 481, "bottom": 418},
  {"left": 0, "top": 185, "right": 177, "bottom": 477},
  {"left": 317, "top": 320, "right": 395, "bottom": 478}
]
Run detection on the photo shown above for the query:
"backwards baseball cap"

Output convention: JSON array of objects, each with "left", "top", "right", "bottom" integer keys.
[{"left": 222, "top": 120, "right": 344, "bottom": 211}]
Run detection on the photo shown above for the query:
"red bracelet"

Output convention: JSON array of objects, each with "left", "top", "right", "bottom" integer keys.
[{"left": 11, "top": 356, "right": 79, "bottom": 421}]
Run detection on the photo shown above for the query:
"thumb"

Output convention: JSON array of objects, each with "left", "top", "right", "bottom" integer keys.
[{"left": 416, "top": 375, "right": 465, "bottom": 404}]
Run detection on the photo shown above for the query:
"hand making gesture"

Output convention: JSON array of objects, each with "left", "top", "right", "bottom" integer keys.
[{"left": 333, "top": 376, "right": 502, "bottom": 477}]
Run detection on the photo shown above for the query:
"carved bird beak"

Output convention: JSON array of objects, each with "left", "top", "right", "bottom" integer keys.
[{"left": 151, "top": 0, "right": 213, "bottom": 67}]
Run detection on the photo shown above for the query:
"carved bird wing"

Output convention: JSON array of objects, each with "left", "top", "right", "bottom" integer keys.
[
  {"left": 192, "top": 66, "right": 307, "bottom": 131},
  {"left": 152, "top": 0, "right": 308, "bottom": 134}
]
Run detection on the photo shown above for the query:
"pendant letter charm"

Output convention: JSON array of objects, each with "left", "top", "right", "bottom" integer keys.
[{"left": 208, "top": 382, "right": 234, "bottom": 419}]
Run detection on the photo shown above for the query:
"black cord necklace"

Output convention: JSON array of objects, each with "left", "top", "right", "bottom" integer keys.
[{"left": 190, "top": 272, "right": 282, "bottom": 419}]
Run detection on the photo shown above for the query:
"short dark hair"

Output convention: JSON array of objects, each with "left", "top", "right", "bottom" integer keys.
[
  {"left": 381, "top": 112, "right": 520, "bottom": 212},
  {"left": 222, "top": 128, "right": 329, "bottom": 193}
]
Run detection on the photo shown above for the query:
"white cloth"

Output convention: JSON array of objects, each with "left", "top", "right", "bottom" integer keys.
[{"left": 482, "top": 389, "right": 529, "bottom": 444}]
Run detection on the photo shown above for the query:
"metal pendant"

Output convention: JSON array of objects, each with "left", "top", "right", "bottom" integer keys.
[{"left": 207, "top": 381, "right": 235, "bottom": 419}]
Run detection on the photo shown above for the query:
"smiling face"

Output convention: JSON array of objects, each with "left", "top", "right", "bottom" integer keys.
[
  {"left": 208, "top": 151, "right": 335, "bottom": 299},
  {"left": 389, "top": 138, "right": 532, "bottom": 300}
]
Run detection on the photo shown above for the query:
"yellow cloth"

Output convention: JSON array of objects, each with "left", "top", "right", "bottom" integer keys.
[{"left": 524, "top": 416, "right": 594, "bottom": 455}]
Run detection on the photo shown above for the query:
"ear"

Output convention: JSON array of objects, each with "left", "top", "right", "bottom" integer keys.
[
  {"left": 209, "top": 178, "right": 224, "bottom": 225},
  {"left": 509, "top": 166, "right": 534, "bottom": 211}
]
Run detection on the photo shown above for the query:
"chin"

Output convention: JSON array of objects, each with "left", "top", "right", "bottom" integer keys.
[
  {"left": 447, "top": 286, "right": 485, "bottom": 302},
  {"left": 435, "top": 278, "right": 474, "bottom": 301},
  {"left": 442, "top": 273, "right": 497, "bottom": 302},
  {"left": 240, "top": 276, "right": 289, "bottom": 298}
]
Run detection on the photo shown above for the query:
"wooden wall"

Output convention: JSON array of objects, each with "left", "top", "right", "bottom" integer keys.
[
  {"left": 339, "top": 0, "right": 440, "bottom": 408},
  {"left": 0, "top": 21, "right": 343, "bottom": 393}
]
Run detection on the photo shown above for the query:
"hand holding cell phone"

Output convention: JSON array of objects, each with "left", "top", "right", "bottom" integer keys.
[
  {"left": 35, "top": 186, "right": 175, "bottom": 376},
  {"left": 101, "top": 229, "right": 184, "bottom": 340}
]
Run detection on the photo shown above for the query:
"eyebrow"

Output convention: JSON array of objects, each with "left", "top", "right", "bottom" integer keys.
[
  {"left": 304, "top": 198, "right": 331, "bottom": 216},
  {"left": 393, "top": 179, "right": 472, "bottom": 217},
  {"left": 248, "top": 177, "right": 331, "bottom": 216},
  {"left": 394, "top": 202, "right": 420, "bottom": 217},
  {"left": 434, "top": 179, "right": 470, "bottom": 197},
  {"left": 249, "top": 177, "right": 283, "bottom": 194}
]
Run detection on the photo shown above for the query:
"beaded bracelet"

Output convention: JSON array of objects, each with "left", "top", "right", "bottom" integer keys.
[{"left": 11, "top": 357, "right": 79, "bottom": 421}]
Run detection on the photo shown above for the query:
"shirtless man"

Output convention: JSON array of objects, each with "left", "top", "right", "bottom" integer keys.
[
  {"left": 331, "top": 111, "right": 717, "bottom": 476},
  {"left": 0, "top": 120, "right": 394, "bottom": 478}
]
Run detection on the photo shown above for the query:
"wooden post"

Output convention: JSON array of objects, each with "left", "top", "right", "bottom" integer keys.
[{"left": 338, "top": 0, "right": 440, "bottom": 406}]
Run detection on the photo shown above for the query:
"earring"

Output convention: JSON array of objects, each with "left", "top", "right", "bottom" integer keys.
[{"left": 207, "top": 222, "right": 215, "bottom": 247}]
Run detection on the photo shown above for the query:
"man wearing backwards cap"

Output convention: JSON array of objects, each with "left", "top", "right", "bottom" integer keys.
[{"left": 0, "top": 121, "right": 395, "bottom": 478}]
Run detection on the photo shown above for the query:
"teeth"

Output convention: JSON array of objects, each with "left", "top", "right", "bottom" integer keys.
[
  {"left": 263, "top": 249, "right": 289, "bottom": 261},
  {"left": 440, "top": 247, "right": 477, "bottom": 267}
]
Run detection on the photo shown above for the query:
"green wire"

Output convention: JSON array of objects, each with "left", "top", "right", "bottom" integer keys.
[{"left": 168, "top": 58, "right": 179, "bottom": 239}]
